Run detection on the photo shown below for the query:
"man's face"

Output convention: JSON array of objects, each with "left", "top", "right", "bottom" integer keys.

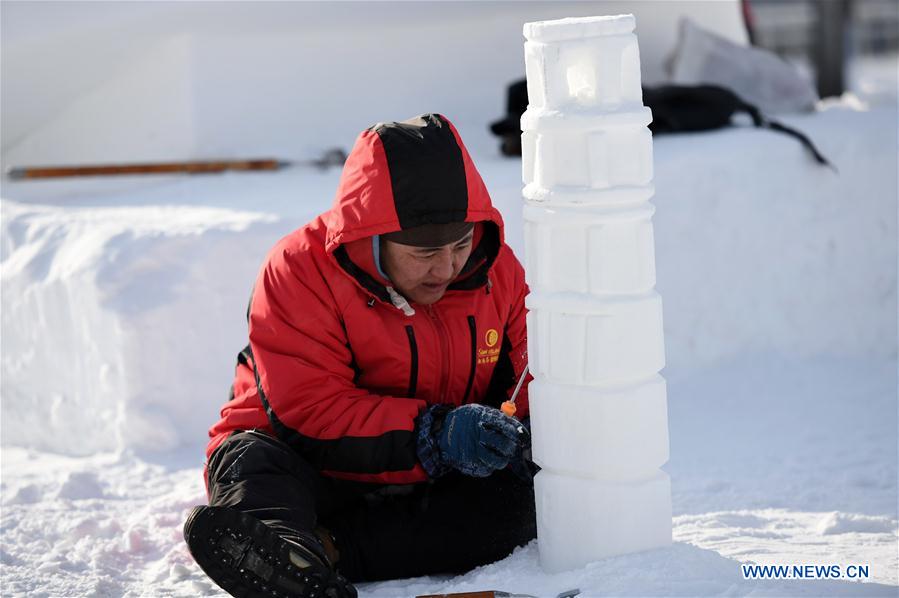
[{"left": 380, "top": 230, "right": 474, "bottom": 305}]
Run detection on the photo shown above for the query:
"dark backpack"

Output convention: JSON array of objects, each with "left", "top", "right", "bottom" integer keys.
[{"left": 490, "top": 79, "right": 832, "bottom": 168}]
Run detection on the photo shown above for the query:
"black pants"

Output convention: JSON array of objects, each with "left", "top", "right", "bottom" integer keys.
[{"left": 206, "top": 430, "right": 537, "bottom": 583}]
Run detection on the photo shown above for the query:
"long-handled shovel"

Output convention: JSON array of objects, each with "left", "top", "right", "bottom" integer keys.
[{"left": 5, "top": 148, "right": 347, "bottom": 180}]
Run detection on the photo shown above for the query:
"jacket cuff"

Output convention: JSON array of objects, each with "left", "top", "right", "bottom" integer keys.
[{"left": 414, "top": 404, "right": 453, "bottom": 479}]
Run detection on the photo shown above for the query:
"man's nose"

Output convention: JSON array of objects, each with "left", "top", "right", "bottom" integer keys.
[{"left": 430, "top": 252, "right": 454, "bottom": 280}]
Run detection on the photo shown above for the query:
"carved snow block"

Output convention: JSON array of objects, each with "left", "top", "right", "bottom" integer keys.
[
  {"left": 535, "top": 469, "right": 673, "bottom": 573},
  {"left": 523, "top": 203, "right": 656, "bottom": 295},
  {"left": 523, "top": 13, "right": 672, "bottom": 572},
  {"left": 529, "top": 376, "right": 669, "bottom": 479},
  {"left": 522, "top": 125, "right": 652, "bottom": 190},
  {"left": 524, "top": 16, "right": 642, "bottom": 110},
  {"left": 526, "top": 291, "right": 665, "bottom": 385},
  {"left": 587, "top": 127, "right": 653, "bottom": 188},
  {"left": 521, "top": 130, "right": 537, "bottom": 188},
  {"left": 534, "top": 129, "right": 587, "bottom": 188}
]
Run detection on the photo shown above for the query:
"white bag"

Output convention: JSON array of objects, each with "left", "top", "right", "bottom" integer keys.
[{"left": 669, "top": 18, "right": 819, "bottom": 114}]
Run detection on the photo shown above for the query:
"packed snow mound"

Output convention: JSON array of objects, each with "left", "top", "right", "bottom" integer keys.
[{"left": 1, "top": 196, "right": 283, "bottom": 455}]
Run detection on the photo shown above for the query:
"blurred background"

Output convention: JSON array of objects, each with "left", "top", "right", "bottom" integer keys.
[
  {"left": 751, "top": 0, "right": 898, "bottom": 96},
  {"left": 2, "top": 1, "right": 750, "bottom": 166},
  {"left": 2, "top": 0, "right": 897, "bottom": 167}
]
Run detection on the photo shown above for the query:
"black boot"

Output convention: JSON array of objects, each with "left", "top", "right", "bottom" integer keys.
[{"left": 184, "top": 505, "right": 357, "bottom": 598}]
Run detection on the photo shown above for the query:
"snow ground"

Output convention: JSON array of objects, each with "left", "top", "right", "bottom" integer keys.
[{"left": 2, "top": 58, "right": 898, "bottom": 598}]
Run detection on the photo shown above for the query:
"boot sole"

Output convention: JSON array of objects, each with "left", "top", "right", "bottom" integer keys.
[{"left": 183, "top": 505, "right": 352, "bottom": 598}]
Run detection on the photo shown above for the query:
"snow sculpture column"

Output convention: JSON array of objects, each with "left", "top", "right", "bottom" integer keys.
[{"left": 521, "top": 15, "right": 672, "bottom": 572}]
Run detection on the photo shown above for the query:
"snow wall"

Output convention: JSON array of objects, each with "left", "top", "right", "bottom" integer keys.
[{"left": 2, "top": 2, "right": 896, "bottom": 458}]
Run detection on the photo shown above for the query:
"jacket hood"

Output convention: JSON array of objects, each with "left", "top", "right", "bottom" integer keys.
[{"left": 323, "top": 114, "right": 505, "bottom": 304}]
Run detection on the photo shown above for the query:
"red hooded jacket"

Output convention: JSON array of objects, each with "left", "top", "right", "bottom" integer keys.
[{"left": 207, "top": 114, "right": 531, "bottom": 485}]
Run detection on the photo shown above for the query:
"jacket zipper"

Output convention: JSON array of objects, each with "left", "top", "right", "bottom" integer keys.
[
  {"left": 405, "top": 325, "right": 418, "bottom": 397},
  {"left": 462, "top": 316, "right": 477, "bottom": 403},
  {"left": 426, "top": 304, "right": 451, "bottom": 403}
]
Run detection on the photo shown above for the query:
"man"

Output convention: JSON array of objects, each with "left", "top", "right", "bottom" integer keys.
[{"left": 184, "top": 114, "right": 535, "bottom": 598}]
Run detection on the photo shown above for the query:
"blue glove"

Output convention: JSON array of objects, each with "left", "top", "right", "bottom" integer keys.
[
  {"left": 507, "top": 416, "right": 537, "bottom": 483},
  {"left": 418, "top": 404, "right": 526, "bottom": 477}
]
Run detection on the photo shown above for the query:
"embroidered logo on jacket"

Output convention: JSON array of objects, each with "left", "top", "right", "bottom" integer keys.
[
  {"left": 478, "top": 329, "right": 501, "bottom": 365},
  {"left": 485, "top": 329, "right": 498, "bottom": 347}
]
